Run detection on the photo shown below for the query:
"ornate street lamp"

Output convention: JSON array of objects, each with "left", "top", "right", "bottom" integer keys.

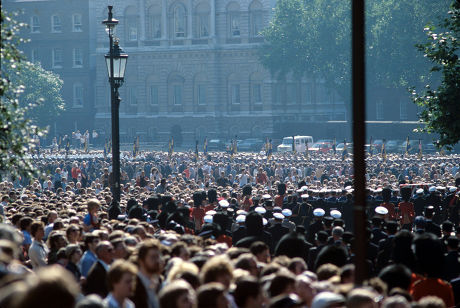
[{"left": 102, "top": 6, "right": 128, "bottom": 202}]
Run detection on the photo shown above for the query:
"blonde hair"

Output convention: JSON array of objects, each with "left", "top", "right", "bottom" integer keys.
[{"left": 167, "top": 260, "right": 199, "bottom": 283}]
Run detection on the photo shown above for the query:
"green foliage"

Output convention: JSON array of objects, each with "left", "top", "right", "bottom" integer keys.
[
  {"left": 0, "top": 11, "right": 46, "bottom": 179},
  {"left": 412, "top": 1, "right": 460, "bottom": 149}
]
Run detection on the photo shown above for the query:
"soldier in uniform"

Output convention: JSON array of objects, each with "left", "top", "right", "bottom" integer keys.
[
  {"left": 424, "top": 206, "right": 442, "bottom": 237},
  {"left": 412, "top": 188, "right": 426, "bottom": 217},
  {"left": 268, "top": 212, "right": 290, "bottom": 251},
  {"left": 307, "top": 208, "right": 325, "bottom": 243}
]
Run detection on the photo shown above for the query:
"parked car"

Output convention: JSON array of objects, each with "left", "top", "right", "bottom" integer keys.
[
  {"left": 398, "top": 140, "right": 420, "bottom": 154},
  {"left": 277, "top": 136, "right": 313, "bottom": 153},
  {"left": 207, "top": 139, "right": 225, "bottom": 151},
  {"left": 309, "top": 142, "right": 333, "bottom": 154},
  {"left": 384, "top": 140, "right": 402, "bottom": 153},
  {"left": 238, "top": 138, "right": 264, "bottom": 152},
  {"left": 372, "top": 139, "right": 384, "bottom": 152},
  {"left": 336, "top": 142, "right": 353, "bottom": 154}
]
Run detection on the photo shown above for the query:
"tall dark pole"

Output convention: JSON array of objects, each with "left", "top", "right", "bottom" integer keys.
[
  {"left": 107, "top": 6, "right": 121, "bottom": 202},
  {"left": 352, "top": 0, "right": 367, "bottom": 284}
]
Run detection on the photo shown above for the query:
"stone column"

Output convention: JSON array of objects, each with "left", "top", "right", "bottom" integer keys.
[
  {"left": 187, "top": 0, "right": 193, "bottom": 39},
  {"left": 161, "top": 0, "right": 168, "bottom": 45},
  {"left": 139, "top": 0, "right": 146, "bottom": 42},
  {"left": 210, "top": 0, "right": 216, "bottom": 42}
]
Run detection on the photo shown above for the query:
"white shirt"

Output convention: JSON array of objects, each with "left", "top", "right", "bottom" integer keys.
[
  {"left": 28, "top": 239, "right": 49, "bottom": 268},
  {"left": 103, "top": 293, "right": 135, "bottom": 308}
]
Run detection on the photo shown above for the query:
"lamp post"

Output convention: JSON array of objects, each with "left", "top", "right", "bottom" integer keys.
[{"left": 102, "top": 6, "right": 128, "bottom": 202}]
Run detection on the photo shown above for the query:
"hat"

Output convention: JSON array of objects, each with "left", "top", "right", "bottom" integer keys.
[
  {"left": 282, "top": 209, "right": 292, "bottom": 217},
  {"left": 429, "top": 186, "right": 436, "bottom": 192},
  {"left": 330, "top": 210, "right": 342, "bottom": 219},
  {"left": 219, "top": 200, "right": 229, "bottom": 208},
  {"left": 255, "top": 207, "right": 267, "bottom": 214},
  {"left": 263, "top": 218, "right": 268, "bottom": 226},
  {"left": 273, "top": 213, "right": 284, "bottom": 220},
  {"left": 236, "top": 210, "right": 247, "bottom": 215},
  {"left": 449, "top": 187, "right": 457, "bottom": 193},
  {"left": 273, "top": 206, "right": 282, "bottom": 212},
  {"left": 301, "top": 194, "right": 309, "bottom": 199},
  {"left": 375, "top": 206, "right": 389, "bottom": 215},
  {"left": 262, "top": 194, "right": 271, "bottom": 199},
  {"left": 236, "top": 215, "right": 246, "bottom": 223},
  {"left": 311, "top": 292, "right": 345, "bottom": 308},
  {"left": 206, "top": 210, "right": 217, "bottom": 216},
  {"left": 313, "top": 208, "right": 325, "bottom": 217},
  {"left": 416, "top": 188, "right": 424, "bottom": 194},
  {"left": 203, "top": 215, "right": 213, "bottom": 223}
]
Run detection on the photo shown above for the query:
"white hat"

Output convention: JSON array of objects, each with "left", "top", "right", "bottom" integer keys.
[
  {"left": 375, "top": 188, "right": 383, "bottom": 193},
  {"left": 262, "top": 194, "right": 271, "bottom": 199},
  {"left": 313, "top": 208, "right": 325, "bottom": 217},
  {"left": 273, "top": 213, "right": 284, "bottom": 220},
  {"left": 236, "top": 215, "right": 246, "bottom": 223},
  {"left": 296, "top": 189, "right": 303, "bottom": 193},
  {"left": 416, "top": 188, "right": 424, "bottom": 194},
  {"left": 375, "top": 206, "right": 389, "bottom": 215},
  {"left": 301, "top": 194, "right": 309, "bottom": 199},
  {"left": 282, "top": 209, "right": 292, "bottom": 217},
  {"left": 449, "top": 187, "right": 457, "bottom": 192},
  {"left": 255, "top": 207, "right": 267, "bottom": 214},
  {"left": 236, "top": 210, "right": 247, "bottom": 215},
  {"left": 219, "top": 200, "right": 229, "bottom": 208},
  {"left": 263, "top": 218, "right": 268, "bottom": 226},
  {"left": 311, "top": 291, "right": 345, "bottom": 308},
  {"left": 204, "top": 215, "right": 213, "bottom": 223},
  {"left": 301, "top": 186, "right": 309, "bottom": 191},
  {"left": 206, "top": 210, "right": 217, "bottom": 216},
  {"left": 436, "top": 186, "right": 445, "bottom": 190},
  {"left": 429, "top": 186, "right": 436, "bottom": 192},
  {"left": 330, "top": 210, "right": 342, "bottom": 219}
]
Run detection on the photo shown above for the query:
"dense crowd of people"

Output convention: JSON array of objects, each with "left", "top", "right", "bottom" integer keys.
[{"left": 0, "top": 149, "right": 459, "bottom": 308}]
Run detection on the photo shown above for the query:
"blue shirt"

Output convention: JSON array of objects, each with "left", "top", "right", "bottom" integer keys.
[
  {"left": 79, "top": 250, "right": 97, "bottom": 277},
  {"left": 22, "top": 230, "right": 32, "bottom": 246}
]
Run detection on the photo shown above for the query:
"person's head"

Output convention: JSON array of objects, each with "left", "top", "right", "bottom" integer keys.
[
  {"left": 234, "top": 277, "right": 265, "bottom": 308},
  {"left": 84, "top": 233, "right": 100, "bottom": 253},
  {"left": 310, "top": 291, "right": 345, "bottom": 308},
  {"left": 65, "top": 224, "right": 80, "bottom": 243},
  {"left": 200, "top": 255, "right": 233, "bottom": 290},
  {"left": 111, "top": 238, "right": 128, "bottom": 260},
  {"left": 417, "top": 296, "right": 446, "bottom": 308},
  {"left": 171, "top": 242, "right": 190, "bottom": 261},
  {"left": 234, "top": 253, "right": 259, "bottom": 277},
  {"left": 75, "top": 295, "right": 105, "bottom": 308},
  {"left": 87, "top": 199, "right": 100, "bottom": 214},
  {"left": 106, "top": 260, "right": 137, "bottom": 299},
  {"left": 95, "top": 241, "right": 114, "bottom": 264},
  {"left": 31, "top": 221, "right": 45, "bottom": 240},
  {"left": 269, "top": 270, "right": 297, "bottom": 297},
  {"left": 413, "top": 233, "right": 444, "bottom": 278},
  {"left": 346, "top": 288, "right": 380, "bottom": 308},
  {"left": 250, "top": 241, "right": 270, "bottom": 264},
  {"left": 288, "top": 258, "right": 307, "bottom": 275},
  {"left": 381, "top": 295, "right": 411, "bottom": 308},
  {"left": 378, "top": 264, "right": 412, "bottom": 292},
  {"left": 158, "top": 279, "right": 196, "bottom": 308},
  {"left": 137, "top": 239, "right": 163, "bottom": 275},
  {"left": 295, "top": 275, "right": 316, "bottom": 306},
  {"left": 65, "top": 244, "right": 83, "bottom": 264},
  {"left": 339, "top": 264, "right": 355, "bottom": 284},
  {"left": 20, "top": 217, "right": 33, "bottom": 231},
  {"left": 197, "top": 282, "right": 229, "bottom": 308}
]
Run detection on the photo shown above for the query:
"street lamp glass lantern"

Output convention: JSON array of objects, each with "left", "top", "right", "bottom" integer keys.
[{"left": 105, "top": 42, "right": 128, "bottom": 80}]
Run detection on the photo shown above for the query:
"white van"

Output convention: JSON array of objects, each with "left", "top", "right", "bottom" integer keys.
[{"left": 277, "top": 136, "right": 314, "bottom": 153}]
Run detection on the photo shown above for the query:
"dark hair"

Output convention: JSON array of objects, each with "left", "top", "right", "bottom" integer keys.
[
  {"left": 30, "top": 221, "right": 44, "bottom": 237},
  {"left": 378, "top": 264, "right": 412, "bottom": 292},
  {"left": 414, "top": 233, "right": 444, "bottom": 278},
  {"left": 250, "top": 241, "right": 269, "bottom": 256},
  {"left": 245, "top": 212, "right": 263, "bottom": 236},
  {"left": 197, "top": 283, "right": 226, "bottom": 308},
  {"left": 19, "top": 217, "right": 33, "bottom": 231},
  {"left": 234, "top": 277, "right": 261, "bottom": 307},
  {"left": 269, "top": 271, "right": 296, "bottom": 297}
]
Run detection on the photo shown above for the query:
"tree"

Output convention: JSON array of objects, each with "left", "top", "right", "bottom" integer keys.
[
  {"left": 1, "top": 11, "right": 49, "bottom": 179},
  {"left": 412, "top": 1, "right": 460, "bottom": 149}
]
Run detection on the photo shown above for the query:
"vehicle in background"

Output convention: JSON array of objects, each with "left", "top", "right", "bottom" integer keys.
[
  {"left": 384, "top": 140, "right": 401, "bottom": 153},
  {"left": 398, "top": 139, "right": 420, "bottom": 154},
  {"left": 238, "top": 138, "right": 265, "bottom": 152},
  {"left": 309, "top": 142, "right": 333, "bottom": 154},
  {"left": 336, "top": 142, "right": 353, "bottom": 154},
  {"left": 207, "top": 139, "right": 225, "bottom": 151},
  {"left": 372, "top": 139, "right": 384, "bottom": 152},
  {"left": 277, "top": 136, "right": 314, "bottom": 153}
]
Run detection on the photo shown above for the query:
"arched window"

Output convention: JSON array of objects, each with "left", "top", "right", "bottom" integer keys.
[
  {"left": 227, "top": 2, "right": 240, "bottom": 37},
  {"left": 250, "top": 72, "right": 263, "bottom": 106},
  {"left": 228, "top": 73, "right": 241, "bottom": 105},
  {"left": 194, "top": 73, "right": 207, "bottom": 106},
  {"left": 168, "top": 74, "right": 185, "bottom": 108},
  {"left": 195, "top": 2, "right": 210, "bottom": 38},
  {"left": 124, "top": 6, "right": 139, "bottom": 41},
  {"left": 249, "top": 1, "right": 263, "bottom": 37},
  {"left": 172, "top": 4, "right": 186, "bottom": 38},
  {"left": 147, "top": 4, "right": 162, "bottom": 39}
]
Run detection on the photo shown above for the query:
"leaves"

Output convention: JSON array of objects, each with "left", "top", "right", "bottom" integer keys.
[{"left": 412, "top": 1, "right": 460, "bottom": 150}]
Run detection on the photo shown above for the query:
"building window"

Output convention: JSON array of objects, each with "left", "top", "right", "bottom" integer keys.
[
  {"left": 73, "top": 48, "right": 83, "bottom": 67},
  {"left": 273, "top": 83, "right": 282, "bottom": 104},
  {"left": 72, "top": 14, "right": 82, "bottom": 32},
  {"left": 173, "top": 85, "right": 183, "bottom": 105},
  {"left": 197, "top": 14, "right": 210, "bottom": 38},
  {"left": 150, "top": 86, "right": 159, "bottom": 105},
  {"left": 125, "top": 7, "right": 139, "bottom": 42},
  {"left": 251, "top": 12, "right": 263, "bottom": 37},
  {"left": 51, "top": 15, "right": 62, "bottom": 32},
  {"left": 231, "top": 84, "right": 240, "bottom": 104},
  {"left": 287, "top": 84, "right": 297, "bottom": 104},
  {"left": 376, "top": 100, "right": 384, "bottom": 120},
  {"left": 230, "top": 14, "right": 240, "bottom": 37},
  {"left": 31, "top": 16, "right": 40, "bottom": 33},
  {"left": 174, "top": 5, "right": 186, "bottom": 38},
  {"left": 304, "top": 83, "right": 312, "bottom": 104},
  {"left": 129, "top": 88, "right": 138, "bottom": 105},
  {"left": 52, "top": 48, "right": 63, "bottom": 68},
  {"left": 400, "top": 100, "right": 408, "bottom": 120},
  {"left": 198, "top": 85, "right": 206, "bottom": 105},
  {"left": 128, "top": 26, "right": 138, "bottom": 41},
  {"left": 252, "top": 84, "right": 262, "bottom": 104},
  {"left": 150, "top": 15, "right": 162, "bottom": 39},
  {"left": 73, "top": 84, "right": 83, "bottom": 107},
  {"left": 31, "top": 49, "right": 39, "bottom": 63}
]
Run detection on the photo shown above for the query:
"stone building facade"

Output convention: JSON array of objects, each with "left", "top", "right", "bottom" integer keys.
[{"left": 93, "top": 0, "right": 347, "bottom": 143}]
